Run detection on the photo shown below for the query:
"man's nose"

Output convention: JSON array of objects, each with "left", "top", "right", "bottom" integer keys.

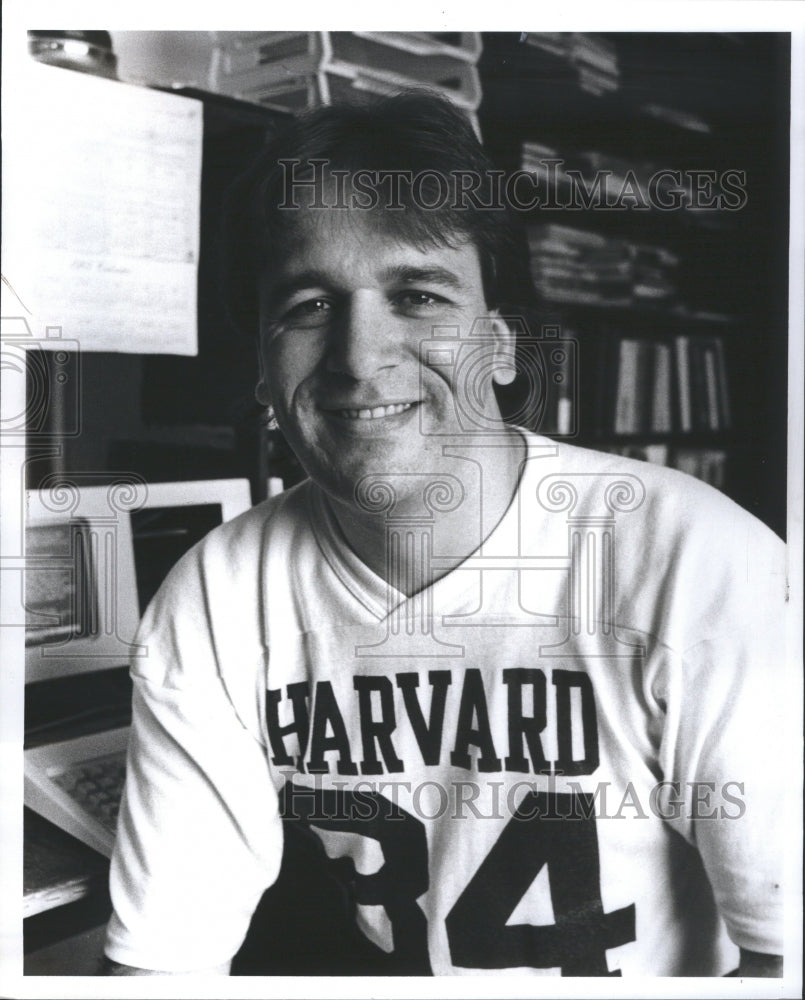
[{"left": 325, "top": 292, "right": 399, "bottom": 379}]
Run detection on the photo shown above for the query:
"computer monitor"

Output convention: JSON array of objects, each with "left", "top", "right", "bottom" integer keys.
[
  {"left": 25, "top": 478, "right": 252, "bottom": 684},
  {"left": 128, "top": 479, "right": 252, "bottom": 613}
]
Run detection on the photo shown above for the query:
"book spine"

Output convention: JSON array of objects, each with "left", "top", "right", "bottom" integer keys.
[
  {"left": 652, "top": 342, "right": 673, "bottom": 432},
  {"left": 635, "top": 340, "right": 654, "bottom": 432},
  {"left": 702, "top": 341, "right": 720, "bottom": 431},
  {"left": 675, "top": 336, "right": 692, "bottom": 432},
  {"left": 644, "top": 443, "right": 669, "bottom": 466},
  {"left": 614, "top": 338, "right": 639, "bottom": 434},
  {"left": 689, "top": 339, "right": 709, "bottom": 431},
  {"left": 557, "top": 396, "right": 573, "bottom": 436},
  {"left": 594, "top": 331, "right": 616, "bottom": 434},
  {"left": 713, "top": 337, "right": 731, "bottom": 429}
]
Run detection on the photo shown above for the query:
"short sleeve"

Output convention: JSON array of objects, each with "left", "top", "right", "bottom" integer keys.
[
  {"left": 652, "top": 514, "right": 788, "bottom": 956},
  {"left": 104, "top": 541, "right": 283, "bottom": 973}
]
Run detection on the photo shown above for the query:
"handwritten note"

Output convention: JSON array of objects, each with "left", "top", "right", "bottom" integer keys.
[{"left": 3, "top": 61, "right": 202, "bottom": 355}]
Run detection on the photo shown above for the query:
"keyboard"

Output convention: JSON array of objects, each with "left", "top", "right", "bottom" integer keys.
[{"left": 24, "top": 727, "right": 129, "bottom": 858}]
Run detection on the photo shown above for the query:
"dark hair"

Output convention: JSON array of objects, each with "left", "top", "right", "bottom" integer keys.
[{"left": 221, "top": 90, "right": 537, "bottom": 336}]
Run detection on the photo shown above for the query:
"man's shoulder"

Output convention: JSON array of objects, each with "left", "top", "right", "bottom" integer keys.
[
  {"left": 193, "top": 477, "right": 314, "bottom": 560},
  {"left": 520, "top": 433, "right": 785, "bottom": 596},
  {"left": 534, "top": 434, "right": 716, "bottom": 495},
  {"left": 518, "top": 435, "right": 786, "bottom": 647},
  {"left": 528, "top": 434, "right": 780, "bottom": 541},
  {"left": 133, "top": 479, "right": 317, "bottom": 680},
  {"left": 153, "top": 478, "right": 316, "bottom": 599}
]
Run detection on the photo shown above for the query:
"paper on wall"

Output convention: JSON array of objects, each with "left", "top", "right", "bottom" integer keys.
[{"left": 2, "top": 61, "right": 202, "bottom": 356}]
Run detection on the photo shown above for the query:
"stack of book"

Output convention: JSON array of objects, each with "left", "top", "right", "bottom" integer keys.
[
  {"left": 642, "top": 102, "right": 711, "bottom": 134},
  {"left": 520, "top": 141, "right": 573, "bottom": 201},
  {"left": 519, "top": 146, "right": 674, "bottom": 219},
  {"left": 528, "top": 225, "right": 679, "bottom": 308},
  {"left": 673, "top": 335, "right": 731, "bottom": 433},
  {"left": 209, "top": 31, "right": 483, "bottom": 127},
  {"left": 528, "top": 225, "right": 633, "bottom": 306},
  {"left": 519, "top": 145, "right": 734, "bottom": 235},
  {"left": 520, "top": 139, "right": 565, "bottom": 173},
  {"left": 577, "top": 151, "right": 651, "bottom": 204},
  {"left": 612, "top": 339, "right": 674, "bottom": 434},
  {"left": 524, "top": 33, "right": 619, "bottom": 95},
  {"left": 603, "top": 333, "right": 731, "bottom": 436},
  {"left": 578, "top": 149, "right": 728, "bottom": 230},
  {"left": 631, "top": 245, "right": 679, "bottom": 303},
  {"left": 570, "top": 34, "right": 619, "bottom": 96}
]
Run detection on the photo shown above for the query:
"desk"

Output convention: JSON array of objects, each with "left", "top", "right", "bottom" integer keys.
[
  {"left": 24, "top": 808, "right": 109, "bottom": 918},
  {"left": 24, "top": 809, "right": 112, "bottom": 974}
]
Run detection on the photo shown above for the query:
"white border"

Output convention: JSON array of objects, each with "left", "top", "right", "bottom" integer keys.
[
  {"left": 1, "top": 0, "right": 805, "bottom": 31},
  {"left": 2, "top": 3, "right": 803, "bottom": 998}
]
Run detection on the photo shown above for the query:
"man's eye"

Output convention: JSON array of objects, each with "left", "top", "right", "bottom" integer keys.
[
  {"left": 282, "top": 298, "right": 333, "bottom": 326},
  {"left": 394, "top": 291, "right": 447, "bottom": 311}
]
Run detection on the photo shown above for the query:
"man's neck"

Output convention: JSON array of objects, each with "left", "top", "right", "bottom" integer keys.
[{"left": 322, "top": 427, "right": 527, "bottom": 596}]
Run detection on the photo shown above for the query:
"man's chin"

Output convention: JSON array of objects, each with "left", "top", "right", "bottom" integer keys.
[{"left": 300, "top": 440, "right": 426, "bottom": 503}]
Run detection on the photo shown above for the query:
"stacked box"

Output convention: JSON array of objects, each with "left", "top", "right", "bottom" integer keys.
[
  {"left": 210, "top": 31, "right": 482, "bottom": 131},
  {"left": 209, "top": 32, "right": 325, "bottom": 109}
]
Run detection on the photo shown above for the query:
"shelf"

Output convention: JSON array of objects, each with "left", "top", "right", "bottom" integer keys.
[
  {"left": 531, "top": 298, "right": 739, "bottom": 329},
  {"left": 474, "top": 31, "right": 788, "bottom": 534},
  {"left": 586, "top": 431, "right": 736, "bottom": 447},
  {"left": 479, "top": 33, "right": 779, "bottom": 165}
]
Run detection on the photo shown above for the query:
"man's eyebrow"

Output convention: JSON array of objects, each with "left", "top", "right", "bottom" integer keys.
[
  {"left": 380, "top": 265, "right": 464, "bottom": 291},
  {"left": 263, "top": 263, "right": 466, "bottom": 306},
  {"left": 263, "top": 269, "right": 335, "bottom": 305}
]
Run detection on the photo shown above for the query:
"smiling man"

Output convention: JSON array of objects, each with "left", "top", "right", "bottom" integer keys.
[
  {"left": 255, "top": 196, "right": 524, "bottom": 587},
  {"left": 104, "top": 93, "right": 786, "bottom": 978}
]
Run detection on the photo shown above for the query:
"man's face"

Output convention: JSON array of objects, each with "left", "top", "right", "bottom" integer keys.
[{"left": 257, "top": 206, "right": 515, "bottom": 504}]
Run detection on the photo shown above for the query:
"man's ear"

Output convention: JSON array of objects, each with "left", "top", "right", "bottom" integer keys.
[
  {"left": 255, "top": 379, "right": 271, "bottom": 406},
  {"left": 490, "top": 315, "right": 518, "bottom": 386},
  {"left": 255, "top": 346, "right": 272, "bottom": 406}
]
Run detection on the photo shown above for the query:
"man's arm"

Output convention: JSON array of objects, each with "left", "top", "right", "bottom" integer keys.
[
  {"left": 104, "top": 530, "right": 283, "bottom": 974},
  {"left": 102, "top": 958, "right": 231, "bottom": 975}
]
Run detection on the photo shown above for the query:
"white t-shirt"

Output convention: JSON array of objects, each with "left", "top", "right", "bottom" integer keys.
[{"left": 105, "top": 433, "right": 787, "bottom": 975}]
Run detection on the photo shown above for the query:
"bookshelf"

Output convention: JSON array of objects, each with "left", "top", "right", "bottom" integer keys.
[{"left": 478, "top": 32, "right": 789, "bottom": 537}]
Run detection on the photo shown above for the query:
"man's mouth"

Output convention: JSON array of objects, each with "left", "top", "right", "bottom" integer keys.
[{"left": 334, "top": 402, "right": 415, "bottom": 421}]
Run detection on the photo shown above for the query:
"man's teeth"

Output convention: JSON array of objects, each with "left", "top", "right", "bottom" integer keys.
[{"left": 339, "top": 402, "right": 414, "bottom": 420}]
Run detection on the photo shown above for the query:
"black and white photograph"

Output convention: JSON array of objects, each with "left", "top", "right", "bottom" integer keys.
[{"left": 1, "top": 3, "right": 802, "bottom": 997}]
